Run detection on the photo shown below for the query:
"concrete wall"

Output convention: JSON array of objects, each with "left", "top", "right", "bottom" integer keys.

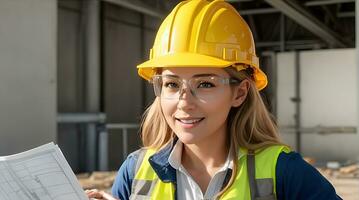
[
  {"left": 0, "top": 0, "right": 57, "bottom": 155},
  {"left": 57, "top": 1, "right": 160, "bottom": 171},
  {"left": 57, "top": 0, "right": 85, "bottom": 173},
  {"left": 277, "top": 49, "right": 359, "bottom": 162}
]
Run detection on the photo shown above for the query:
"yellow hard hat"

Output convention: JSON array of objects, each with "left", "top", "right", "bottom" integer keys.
[{"left": 137, "top": 0, "right": 267, "bottom": 90}]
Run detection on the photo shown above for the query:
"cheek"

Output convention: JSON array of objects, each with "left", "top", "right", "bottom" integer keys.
[
  {"left": 160, "top": 100, "right": 177, "bottom": 123},
  {"left": 202, "top": 98, "right": 232, "bottom": 120},
  {"left": 205, "top": 90, "right": 233, "bottom": 110},
  {"left": 206, "top": 100, "right": 232, "bottom": 119}
]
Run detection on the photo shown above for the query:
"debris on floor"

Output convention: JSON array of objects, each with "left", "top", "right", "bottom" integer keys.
[
  {"left": 319, "top": 165, "right": 359, "bottom": 200},
  {"left": 77, "top": 171, "right": 117, "bottom": 191},
  {"left": 304, "top": 157, "right": 359, "bottom": 200}
]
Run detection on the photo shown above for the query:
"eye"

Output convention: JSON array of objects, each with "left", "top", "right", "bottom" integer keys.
[
  {"left": 164, "top": 82, "right": 179, "bottom": 89},
  {"left": 198, "top": 81, "right": 215, "bottom": 88}
]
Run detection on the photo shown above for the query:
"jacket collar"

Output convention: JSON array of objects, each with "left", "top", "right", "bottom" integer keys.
[
  {"left": 148, "top": 138, "right": 177, "bottom": 183},
  {"left": 147, "top": 137, "right": 236, "bottom": 184}
]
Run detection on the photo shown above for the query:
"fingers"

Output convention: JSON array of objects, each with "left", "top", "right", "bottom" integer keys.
[
  {"left": 86, "top": 189, "right": 103, "bottom": 199},
  {"left": 101, "top": 192, "right": 118, "bottom": 200},
  {"left": 85, "top": 189, "right": 118, "bottom": 200}
]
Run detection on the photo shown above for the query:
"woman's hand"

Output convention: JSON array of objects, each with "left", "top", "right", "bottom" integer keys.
[{"left": 85, "top": 189, "right": 119, "bottom": 200}]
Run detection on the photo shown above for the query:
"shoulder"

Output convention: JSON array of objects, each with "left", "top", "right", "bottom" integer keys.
[
  {"left": 111, "top": 148, "right": 145, "bottom": 200},
  {"left": 276, "top": 151, "right": 342, "bottom": 200}
]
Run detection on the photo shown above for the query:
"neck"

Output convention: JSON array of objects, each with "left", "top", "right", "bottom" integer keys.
[{"left": 181, "top": 130, "right": 229, "bottom": 171}]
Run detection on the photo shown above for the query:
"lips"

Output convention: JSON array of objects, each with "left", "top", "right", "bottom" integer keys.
[{"left": 175, "top": 117, "right": 205, "bottom": 124}]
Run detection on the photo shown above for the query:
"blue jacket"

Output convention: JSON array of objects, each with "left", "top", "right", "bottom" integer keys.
[{"left": 112, "top": 141, "right": 342, "bottom": 200}]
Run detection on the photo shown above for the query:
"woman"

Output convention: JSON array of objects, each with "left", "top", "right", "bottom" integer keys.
[{"left": 87, "top": 0, "right": 342, "bottom": 199}]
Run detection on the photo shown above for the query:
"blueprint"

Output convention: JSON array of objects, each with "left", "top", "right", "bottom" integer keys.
[{"left": 0, "top": 143, "right": 88, "bottom": 200}]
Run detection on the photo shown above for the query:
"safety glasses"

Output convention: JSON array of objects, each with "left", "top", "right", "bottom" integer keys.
[{"left": 151, "top": 74, "right": 240, "bottom": 101}]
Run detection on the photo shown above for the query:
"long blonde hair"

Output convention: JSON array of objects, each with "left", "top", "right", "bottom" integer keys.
[
  {"left": 139, "top": 65, "right": 286, "bottom": 196},
  {"left": 216, "top": 66, "right": 287, "bottom": 196}
]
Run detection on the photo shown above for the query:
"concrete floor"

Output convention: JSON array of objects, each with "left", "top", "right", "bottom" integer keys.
[
  {"left": 331, "top": 178, "right": 359, "bottom": 200},
  {"left": 321, "top": 170, "right": 359, "bottom": 200}
]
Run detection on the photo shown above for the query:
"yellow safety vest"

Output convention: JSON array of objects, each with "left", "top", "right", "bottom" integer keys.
[{"left": 130, "top": 145, "right": 290, "bottom": 200}]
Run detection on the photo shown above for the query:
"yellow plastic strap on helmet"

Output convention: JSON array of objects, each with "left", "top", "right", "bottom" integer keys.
[{"left": 137, "top": 0, "right": 268, "bottom": 90}]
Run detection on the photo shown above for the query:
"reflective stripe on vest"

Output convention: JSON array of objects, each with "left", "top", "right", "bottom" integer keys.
[{"left": 130, "top": 145, "right": 290, "bottom": 200}]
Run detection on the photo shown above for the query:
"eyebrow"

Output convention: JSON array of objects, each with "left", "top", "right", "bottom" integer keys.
[{"left": 163, "top": 73, "right": 220, "bottom": 78}]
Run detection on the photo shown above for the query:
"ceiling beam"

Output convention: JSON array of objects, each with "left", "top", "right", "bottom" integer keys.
[
  {"left": 239, "top": 8, "right": 279, "bottom": 15},
  {"left": 337, "top": 11, "right": 355, "bottom": 18},
  {"left": 305, "top": 0, "right": 354, "bottom": 7},
  {"left": 264, "top": 0, "right": 347, "bottom": 48},
  {"left": 226, "top": 0, "right": 253, "bottom": 2},
  {"left": 102, "top": 0, "right": 165, "bottom": 19}
]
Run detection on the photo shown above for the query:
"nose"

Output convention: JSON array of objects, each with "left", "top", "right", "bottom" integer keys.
[
  {"left": 179, "top": 86, "right": 196, "bottom": 99},
  {"left": 177, "top": 87, "right": 196, "bottom": 110}
]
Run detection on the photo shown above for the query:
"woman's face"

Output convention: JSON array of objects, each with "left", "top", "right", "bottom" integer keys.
[{"left": 159, "top": 67, "right": 248, "bottom": 145}]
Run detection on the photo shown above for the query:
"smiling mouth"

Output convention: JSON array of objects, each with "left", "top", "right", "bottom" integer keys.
[{"left": 175, "top": 118, "right": 205, "bottom": 124}]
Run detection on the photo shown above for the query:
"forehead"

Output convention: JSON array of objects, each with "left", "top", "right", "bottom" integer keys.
[{"left": 161, "top": 67, "right": 228, "bottom": 77}]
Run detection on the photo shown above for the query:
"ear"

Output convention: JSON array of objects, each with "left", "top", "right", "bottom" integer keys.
[{"left": 231, "top": 79, "right": 250, "bottom": 107}]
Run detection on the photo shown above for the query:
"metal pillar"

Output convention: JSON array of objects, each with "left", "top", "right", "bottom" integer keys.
[
  {"left": 106, "top": 124, "right": 140, "bottom": 161},
  {"left": 140, "top": 14, "right": 147, "bottom": 111},
  {"left": 83, "top": 0, "right": 101, "bottom": 172},
  {"left": 280, "top": 14, "right": 285, "bottom": 52},
  {"left": 294, "top": 52, "right": 301, "bottom": 153},
  {"left": 98, "top": 130, "right": 109, "bottom": 171},
  {"left": 248, "top": 15, "right": 259, "bottom": 41},
  {"left": 261, "top": 51, "right": 277, "bottom": 117},
  {"left": 356, "top": 0, "right": 359, "bottom": 135}
]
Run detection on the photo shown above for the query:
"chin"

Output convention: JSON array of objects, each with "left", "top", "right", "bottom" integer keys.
[
  {"left": 179, "top": 139, "right": 197, "bottom": 145},
  {"left": 176, "top": 132, "right": 203, "bottom": 145}
]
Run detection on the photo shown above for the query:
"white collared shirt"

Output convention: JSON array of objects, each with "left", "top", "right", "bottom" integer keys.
[{"left": 168, "top": 141, "right": 233, "bottom": 200}]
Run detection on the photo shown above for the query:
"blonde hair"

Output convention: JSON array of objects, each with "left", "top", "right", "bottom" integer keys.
[
  {"left": 140, "top": 97, "right": 174, "bottom": 149},
  {"left": 216, "top": 66, "right": 287, "bottom": 197},
  {"left": 139, "top": 66, "right": 286, "bottom": 196}
]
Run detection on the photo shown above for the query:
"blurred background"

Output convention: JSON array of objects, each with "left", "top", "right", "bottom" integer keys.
[{"left": 0, "top": 0, "right": 358, "bottom": 198}]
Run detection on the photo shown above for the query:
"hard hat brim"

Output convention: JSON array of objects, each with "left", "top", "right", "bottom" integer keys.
[
  {"left": 137, "top": 52, "right": 267, "bottom": 90},
  {"left": 137, "top": 52, "right": 232, "bottom": 79}
]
